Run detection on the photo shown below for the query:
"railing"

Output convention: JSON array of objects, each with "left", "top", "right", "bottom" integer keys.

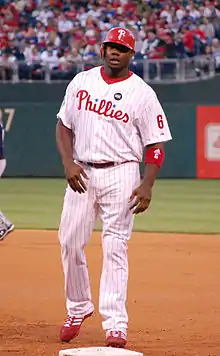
[
  {"left": 142, "top": 56, "right": 216, "bottom": 83},
  {"left": 0, "top": 55, "right": 216, "bottom": 84}
]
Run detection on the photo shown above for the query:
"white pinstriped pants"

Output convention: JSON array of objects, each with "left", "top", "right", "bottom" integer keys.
[
  {"left": 58, "top": 161, "right": 140, "bottom": 335},
  {"left": 0, "top": 158, "right": 6, "bottom": 177}
]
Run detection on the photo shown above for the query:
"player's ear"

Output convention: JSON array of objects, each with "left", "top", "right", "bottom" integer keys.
[
  {"left": 100, "top": 45, "right": 104, "bottom": 59},
  {"left": 130, "top": 50, "right": 135, "bottom": 60}
]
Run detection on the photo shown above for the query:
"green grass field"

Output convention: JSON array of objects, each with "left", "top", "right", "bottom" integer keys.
[{"left": 0, "top": 178, "right": 219, "bottom": 234}]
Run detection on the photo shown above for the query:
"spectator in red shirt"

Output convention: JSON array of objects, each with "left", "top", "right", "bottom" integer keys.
[
  {"left": 181, "top": 26, "right": 195, "bottom": 56},
  {"left": 66, "top": 5, "right": 77, "bottom": 21},
  {"left": 2, "top": 4, "right": 19, "bottom": 29},
  {"left": 193, "top": 24, "right": 206, "bottom": 43}
]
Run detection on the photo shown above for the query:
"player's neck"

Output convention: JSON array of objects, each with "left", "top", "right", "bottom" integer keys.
[{"left": 103, "top": 64, "right": 129, "bottom": 78}]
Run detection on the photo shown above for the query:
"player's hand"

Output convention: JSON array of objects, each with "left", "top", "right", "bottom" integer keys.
[
  {"left": 64, "top": 162, "right": 88, "bottom": 194},
  {"left": 129, "top": 183, "right": 152, "bottom": 215}
]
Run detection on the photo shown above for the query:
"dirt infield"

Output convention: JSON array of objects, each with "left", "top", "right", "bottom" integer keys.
[{"left": 1, "top": 231, "right": 220, "bottom": 356}]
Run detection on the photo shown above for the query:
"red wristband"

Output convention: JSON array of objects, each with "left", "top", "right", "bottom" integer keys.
[{"left": 144, "top": 147, "right": 165, "bottom": 168}]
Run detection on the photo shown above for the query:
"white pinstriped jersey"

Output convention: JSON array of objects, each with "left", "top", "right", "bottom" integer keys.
[
  {"left": 57, "top": 66, "right": 172, "bottom": 163},
  {"left": 0, "top": 123, "right": 4, "bottom": 158}
]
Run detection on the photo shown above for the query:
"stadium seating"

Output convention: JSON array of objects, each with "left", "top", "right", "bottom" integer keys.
[{"left": 0, "top": 0, "right": 220, "bottom": 81}]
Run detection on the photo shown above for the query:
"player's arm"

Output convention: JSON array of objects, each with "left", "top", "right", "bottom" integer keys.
[
  {"left": 129, "top": 91, "right": 172, "bottom": 214},
  {"left": 56, "top": 119, "right": 74, "bottom": 168},
  {"left": 56, "top": 83, "right": 88, "bottom": 194},
  {"left": 142, "top": 141, "right": 164, "bottom": 188},
  {"left": 129, "top": 142, "right": 164, "bottom": 214}
]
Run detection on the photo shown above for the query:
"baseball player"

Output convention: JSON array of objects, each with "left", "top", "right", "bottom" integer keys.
[
  {"left": 56, "top": 27, "right": 172, "bottom": 347},
  {"left": 0, "top": 122, "right": 14, "bottom": 241}
]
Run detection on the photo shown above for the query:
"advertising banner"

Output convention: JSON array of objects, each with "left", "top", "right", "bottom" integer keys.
[{"left": 197, "top": 106, "right": 220, "bottom": 178}]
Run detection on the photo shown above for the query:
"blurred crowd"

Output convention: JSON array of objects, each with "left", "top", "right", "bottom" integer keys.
[{"left": 0, "top": 0, "right": 220, "bottom": 81}]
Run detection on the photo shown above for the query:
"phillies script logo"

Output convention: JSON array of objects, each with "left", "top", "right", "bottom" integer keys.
[{"left": 76, "top": 90, "right": 129, "bottom": 123}]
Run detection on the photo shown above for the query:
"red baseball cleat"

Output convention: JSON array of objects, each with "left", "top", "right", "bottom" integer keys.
[
  {"left": 106, "top": 330, "right": 127, "bottom": 348},
  {"left": 60, "top": 312, "right": 93, "bottom": 342}
]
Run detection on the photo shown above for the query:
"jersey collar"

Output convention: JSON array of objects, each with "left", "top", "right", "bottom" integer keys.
[{"left": 100, "top": 66, "right": 133, "bottom": 85}]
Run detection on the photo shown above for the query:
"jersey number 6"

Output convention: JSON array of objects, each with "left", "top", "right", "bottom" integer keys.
[{"left": 157, "top": 114, "right": 164, "bottom": 129}]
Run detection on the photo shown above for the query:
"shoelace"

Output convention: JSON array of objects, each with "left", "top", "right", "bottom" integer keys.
[
  {"left": 0, "top": 221, "right": 6, "bottom": 228},
  {"left": 64, "top": 316, "right": 75, "bottom": 327},
  {"left": 64, "top": 316, "right": 83, "bottom": 328},
  {"left": 109, "top": 331, "right": 126, "bottom": 339}
]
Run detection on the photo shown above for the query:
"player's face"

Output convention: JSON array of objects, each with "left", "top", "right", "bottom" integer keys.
[{"left": 104, "top": 43, "right": 134, "bottom": 70}]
